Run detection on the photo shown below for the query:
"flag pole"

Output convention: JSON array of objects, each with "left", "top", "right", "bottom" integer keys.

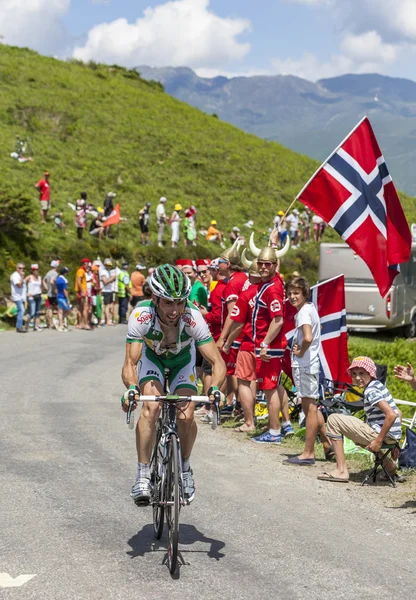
[{"left": 283, "top": 115, "right": 368, "bottom": 217}]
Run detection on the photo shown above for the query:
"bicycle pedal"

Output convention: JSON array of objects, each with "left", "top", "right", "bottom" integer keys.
[{"left": 134, "top": 497, "right": 150, "bottom": 507}]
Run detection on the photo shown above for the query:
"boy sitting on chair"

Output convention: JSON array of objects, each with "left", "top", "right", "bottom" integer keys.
[{"left": 318, "top": 356, "right": 401, "bottom": 483}]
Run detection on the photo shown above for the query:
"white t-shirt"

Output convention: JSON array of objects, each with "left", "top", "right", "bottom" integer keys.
[
  {"left": 273, "top": 216, "right": 280, "bottom": 228},
  {"left": 100, "top": 268, "right": 113, "bottom": 293},
  {"left": 286, "top": 214, "right": 299, "bottom": 232},
  {"left": 312, "top": 215, "right": 323, "bottom": 225},
  {"left": 10, "top": 271, "right": 26, "bottom": 301},
  {"left": 292, "top": 302, "right": 321, "bottom": 368},
  {"left": 156, "top": 203, "right": 166, "bottom": 223}
]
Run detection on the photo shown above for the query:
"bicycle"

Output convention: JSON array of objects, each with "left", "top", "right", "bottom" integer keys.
[{"left": 126, "top": 390, "right": 220, "bottom": 574}]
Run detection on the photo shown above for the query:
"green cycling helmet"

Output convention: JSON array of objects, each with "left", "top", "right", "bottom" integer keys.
[{"left": 149, "top": 264, "right": 191, "bottom": 300}]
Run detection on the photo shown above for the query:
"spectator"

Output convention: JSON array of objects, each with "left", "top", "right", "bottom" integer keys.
[
  {"left": 35, "top": 171, "right": 51, "bottom": 224},
  {"left": 170, "top": 204, "right": 182, "bottom": 247},
  {"left": 156, "top": 197, "right": 167, "bottom": 248},
  {"left": 10, "top": 262, "right": 27, "bottom": 333},
  {"left": 206, "top": 220, "right": 224, "bottom": 246},
  {"left": 318, "top": 357, "right": 402, "bottom": 483},
  {"left": 182, "top": 262, "right": 208, "bottom": 309},
  {"left": 75, "top": 258, "right": 91, "bottom": 330},
  {"left": 100, "top": 258, "right": 117, "bottom": 326},
  {"left": 55, "top": 267, "right": 71, "bottom": 331},
  {"left": 284, "top": 277, "right": 333, "bottom": 465},
  {"left": 89, "top": 212, "right": 105, "bottom": 239},
  {"left": 104, "top": 192, "right": 116, "bottom": 218},
  {"left": 142, "top": 280, "right": 152, "bottom": 299},
  {"left": 312, "top": 214, "right": 324, "bottom": 242},
  {"left": 85, "top": 263, "right": 95, "bottom": 326},
  {"left": 278, "top": 215, "right": 288, "bottom": 248},
  {"left": 138, "top": 203, "right": 151, "bottom": 245},
  {"left": 75, "top": 192, "right": 87, "bottom": 239},
  {"left": 43, "top": 260, "right": 59, "bottom": 329},
  {"left": 54, "top": 212, "right": 67, "bottom": 233},
  {"left": 25, "top": 264, "right": 43, "bottom": 332},
  {"left": 196, "top": 259, "right": 214, "bottom": 296},
  {"left": 394, "top": 362, "right": 416, "bottom": 390},
  {"left": 130, "top": 264, "right": 146, "bottom": 308},
  {"left": 229, "top": 226, "right": 241, "bottom": 244},
  {"left": 91, "top": 262, "right": 103, "bottom": 326},
  {"left": 300, "top": 207, "right": 311, "bottom": 243},
  {"left": 273, "top": 210, "right": 285, "bottom": 230},
  {"left": 184, "top": 209, "right": 197, "bottom": 246},
  {"left": 117, "top": 261, "right": 131, "bottom": 324},
  {"left": 286, "top": 209, "right": 300, "bottom": 248}
]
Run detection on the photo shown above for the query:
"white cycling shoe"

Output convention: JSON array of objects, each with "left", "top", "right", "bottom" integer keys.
[
  {"left": 182, "top": 469, "right": 195, "bottom": 503},
  {"left": 131, "top": 477, "right": 152, "bottom": 505}
]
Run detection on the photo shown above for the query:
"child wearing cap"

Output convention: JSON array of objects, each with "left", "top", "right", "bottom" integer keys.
[{"left": 318, "top": 356, "right": 402, "bottom": 483}]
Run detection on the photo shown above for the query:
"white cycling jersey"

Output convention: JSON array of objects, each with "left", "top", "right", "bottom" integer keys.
[{"left": 126, "top": 299, "right": 212, "bottom": 360}]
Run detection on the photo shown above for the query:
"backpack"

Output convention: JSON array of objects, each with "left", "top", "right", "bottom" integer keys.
[{"left": 399, "top": 427, "right": 416, "bottom": 468}]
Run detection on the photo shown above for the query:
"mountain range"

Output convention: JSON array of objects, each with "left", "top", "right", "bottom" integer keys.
[{"left": 138, "top": 66, "right": 416, "bottom": 196}]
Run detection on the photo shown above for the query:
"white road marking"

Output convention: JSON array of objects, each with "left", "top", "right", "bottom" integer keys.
[{"left": 0, "top": 573, "right": 37, "bottom": 588}]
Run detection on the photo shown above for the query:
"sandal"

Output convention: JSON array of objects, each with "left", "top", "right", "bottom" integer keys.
[{"left": 317, "top": 472, "right": 349, "bottom": 483}]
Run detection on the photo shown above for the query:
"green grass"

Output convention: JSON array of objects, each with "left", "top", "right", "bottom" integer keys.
[
  {"left": 1, "top": 44, "right": 415, "bottom": 297},
  {"left": 348, "top": 334, "right": 416, "bottom": 408}
]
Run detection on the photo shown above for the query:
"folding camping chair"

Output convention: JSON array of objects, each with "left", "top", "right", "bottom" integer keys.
[{"left": 361, "top": 442, "right": 401, "bottom": 488}]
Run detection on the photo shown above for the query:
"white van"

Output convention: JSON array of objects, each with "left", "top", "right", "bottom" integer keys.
[{"left": 318, "top": 242, "right": 416, "bottom": 337}]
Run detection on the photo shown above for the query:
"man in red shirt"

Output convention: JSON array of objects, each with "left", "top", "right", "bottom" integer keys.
[
  {"left": 226, "top": 259, "right": 261, "bottom": 431},
  {"left": 216, "top": 242, "right": 249, "bottom": 412},
  {"left": 35, "top": 171, "right": 51, "bottom": 224},
  {"left": 246, "top": 239, "right": 293, "bottom": 443}
]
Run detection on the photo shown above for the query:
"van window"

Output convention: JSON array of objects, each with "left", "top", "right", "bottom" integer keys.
[{"left": 404, "top": 253, "right": 416, "bottom": 287}]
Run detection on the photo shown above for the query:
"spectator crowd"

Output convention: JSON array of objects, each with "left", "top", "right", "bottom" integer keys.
[{"left": 32, "top": 170, "right": 326, "bottom": 251}]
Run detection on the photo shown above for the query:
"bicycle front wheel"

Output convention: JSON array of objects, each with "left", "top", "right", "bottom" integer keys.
[
  {"left": 152, "top": 420, "right": 164, "bottom": 540},
  {"left": 166, "top": 436, "right": 180, "bottom": 574}
]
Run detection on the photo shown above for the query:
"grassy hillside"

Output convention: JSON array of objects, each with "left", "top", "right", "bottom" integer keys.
[{"left": 0, "top": 44, "right": 415, "bottom": 298}]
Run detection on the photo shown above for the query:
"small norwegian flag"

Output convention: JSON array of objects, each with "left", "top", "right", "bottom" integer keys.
[
  {"left": 297, "top": 117, "right": 411, "bottom": 297},
  {"left": 284, "top": 275, "right": 350, "bottom": 384}
]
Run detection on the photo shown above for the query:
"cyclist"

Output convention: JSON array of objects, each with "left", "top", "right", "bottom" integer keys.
[{"left": 121, "top": 264, "right": 226, "bottom": 505}]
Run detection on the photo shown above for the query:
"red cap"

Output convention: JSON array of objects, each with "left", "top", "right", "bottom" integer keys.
[
  {"left": 175, "top": 259, "right": 193, "bottom": 267},
  {"left": 195, "top": 259, "right": 209, "bottom": 267},
  {"left": 81, "top": 257, "right": 91, "bottom": 264}
]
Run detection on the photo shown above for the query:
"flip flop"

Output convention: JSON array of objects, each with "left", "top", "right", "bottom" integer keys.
[
  {"left": 233, "top": 426, "right": 255, "bottom": 433},
  {"left": 283, "top": 456, "right": 316, "bottom": 466},
  {"left": 317, "top": 472, "right": 349, "bottom": 483}
]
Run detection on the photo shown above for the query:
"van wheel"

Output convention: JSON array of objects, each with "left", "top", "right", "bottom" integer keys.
[{"left": 404, "top": 315, "right": 416, "bottom": 338}]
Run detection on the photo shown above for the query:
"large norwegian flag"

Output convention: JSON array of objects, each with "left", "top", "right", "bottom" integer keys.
[
  {"left": 284, "top": 275, "right": 350, "bottom": 384},
  {"left": 297, "top": 117, "right": 411, "bottom": 297}
]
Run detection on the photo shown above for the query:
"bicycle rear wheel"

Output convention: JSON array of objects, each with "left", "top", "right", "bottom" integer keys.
[
  {"left": 152, "top": 419, "right": 164, "bottom": 539},
  {"left": 166, "top": 436, "right": 180, "bottom": 574}
]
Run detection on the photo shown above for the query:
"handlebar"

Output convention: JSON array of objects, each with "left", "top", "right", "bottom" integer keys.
[{"left": 126, "top": 391, "right": 221, "bottom": 431}]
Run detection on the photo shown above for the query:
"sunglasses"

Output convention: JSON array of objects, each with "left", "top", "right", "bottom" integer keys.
[
  {"left": 257, "top": 261, "right": 274, "bottom": 268},
  {"left": 198, "top": 270, "right": 208, "bottom": 274},
  {"left": 218, "top": 259, "right": 228, "bottom": 264}
]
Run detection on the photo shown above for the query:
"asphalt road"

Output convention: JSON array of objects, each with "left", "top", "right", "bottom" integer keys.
[{"left": 0, "top": 327, "right": 415, "bottom": 599}]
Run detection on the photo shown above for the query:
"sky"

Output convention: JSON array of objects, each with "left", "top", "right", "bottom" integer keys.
[{"left": 1, "top": 0, "right": 416, "bottom": 82}]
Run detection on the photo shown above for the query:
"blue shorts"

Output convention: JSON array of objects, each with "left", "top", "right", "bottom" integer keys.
[{"left": 58, "top": 297, "right": 70, "bottom": 311}]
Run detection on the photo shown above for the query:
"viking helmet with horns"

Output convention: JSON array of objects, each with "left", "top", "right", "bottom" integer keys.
[
  {"left": 220, "top": 238, "right": 244, "bottom": 266},
  {"left": 248, "top": 232, "right": 290, "bottom": 264}
]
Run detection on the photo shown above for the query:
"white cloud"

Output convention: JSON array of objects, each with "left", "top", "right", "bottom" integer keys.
[
  {"left": 73, "top": 0, "right": 251, "bottom": 69},
  {"left": 273, "top": 0, "right": 416, "bottom": 80},
  {"left": 340, "top": 31, "right": 397, "bottom": 64},
  {"left": 272, "top": 31, "right": 399, "bottom": 81},
  {"left": 0, "top": 0, "right": 70, "bottom": 54}
]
